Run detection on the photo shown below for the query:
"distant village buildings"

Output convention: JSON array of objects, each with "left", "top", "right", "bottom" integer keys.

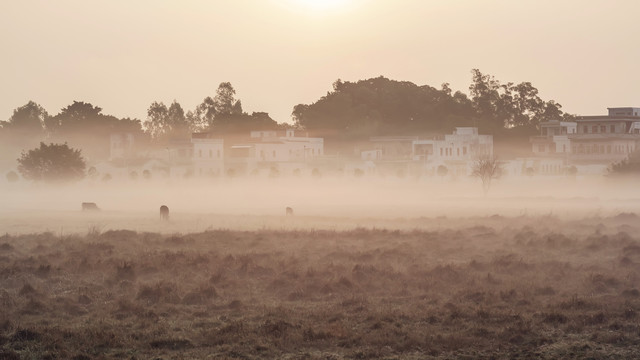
[
  {"left": 105, "top": 129, "right": 324, "bottom": 179},
  {"left": 99, "top": 106, "right": 640, "bottom": 180},
  {"left": 527, "top": 107, "right": 640, "bottom": 174}
]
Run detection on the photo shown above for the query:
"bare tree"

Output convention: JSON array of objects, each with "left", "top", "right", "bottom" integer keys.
[{"left": 471, "top": 156, "right": 502, "bottom": 195}]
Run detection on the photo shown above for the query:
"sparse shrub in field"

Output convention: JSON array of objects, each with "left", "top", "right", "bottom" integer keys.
[
  {"left": 228, "top": 299, "right": 244, "bottom": 310},
  {"left": 100, "top": 229, "right": 137, "bottom": 241},
  {"left": 11, "top": 328, "right": 40, "bottom": 341},
  {"left": 87, "top": 166, "right": 98, "bottom": 178},
  {"left": 5, "top": 171, "right": 19, "bottom": 182},
  {"left": 19, "top": 283, "right": 38, "bottom": 297},
  {"left": 21, "top": 298, "right": 47, "bottom": 315},
  {"left": 621, "top": 288, "right": 640, "bottom": 297},
  {"left": 542, "top": 312, "right": 568, "bottom": 325},
  {"left": 182, "top": 286, "right": 218, "bottom": 305},
  {"left": 136, "top": 282, "right": 180, "bottom": 304},
  {"left": 35, "top": 264, "right": 51, "bottom": 278},
  {"left": 260, "top": 319, "right": 292, "bottom": 339},
  {"left": 535, "top": 286, "right": 556, "bottom": 296},
  {"left": 116, "top": 262, "right": 136, "bottom": 281},
  {"left": 0, "top": 290, "right": 16, "bottom": 309}
]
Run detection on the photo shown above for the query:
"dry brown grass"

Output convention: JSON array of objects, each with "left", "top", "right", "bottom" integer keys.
[{"left": 0, "top": 214, "right": 640, "bottom": 358}]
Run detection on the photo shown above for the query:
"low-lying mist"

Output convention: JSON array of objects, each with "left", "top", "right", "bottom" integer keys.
[{"left": 2, "top": 174, "right": 639, "bottom": 235}]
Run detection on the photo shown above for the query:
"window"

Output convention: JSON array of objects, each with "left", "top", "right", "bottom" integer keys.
[
  {"left": 610, "top": 125, "right": 615, "bottom": 133},
  {"left": 198, "top": 149, "right": 202, "bottom": 157},
  {"left": 600, "top": 126, "right": 606, "bottom": 133},
  {"left": 607, "top": 145, "right": 611, "bottom": 153},
  {"left": 209, "top": 149, "right": 212, "bottom": 158},
  {"left": 217, "top": 150, "right": 221, "bottom": 158},
  {"left": 538, "top": 144, "right": 545, "bottom": 152},
  {"left": 272, "top": 150, "right": 276, "bottom": 158},
  {"left": 440, "top": 148, "right": 443, "bottom": 156},
  {"left": 457, "top": 148, "right": 460, "bottom": 156},
  {"left": 583, "top": 125, "right": 589, "bottom": 133},
  {"left": 463, "top": 147, "right": 467, "bottom": 155},
  {"left": 592, "top": 125, "right": 598, "bottom": 133}
]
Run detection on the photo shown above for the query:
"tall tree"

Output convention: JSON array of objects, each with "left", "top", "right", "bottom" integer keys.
[
  {"left": 47, "top": 101, "right": 104, "bottom": 135},
  {"left": 4, "top": 101, "right": 48, "bottom": 136},
  {"left": 193, "top": 96, "right": 216, "bottom": 129},
  {"left": 144, "top": 101, "right": 169, "bottom": 139},
  {"left": 213, "top": 82, "right": 241, "bottom": 115}
]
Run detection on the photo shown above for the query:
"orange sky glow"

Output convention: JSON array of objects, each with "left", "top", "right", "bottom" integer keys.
[{"left": 1, "top": 0, "right": 639, "bottom": 124}]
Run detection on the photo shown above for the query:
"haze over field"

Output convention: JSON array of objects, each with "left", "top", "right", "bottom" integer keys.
[{"left": 2, "top": 175, "right": 640, "bottom": 235}]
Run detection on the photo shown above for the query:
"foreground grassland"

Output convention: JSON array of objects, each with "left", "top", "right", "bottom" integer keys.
[{"left": 1, "top": 215, "right": 640, "bottom": 359}]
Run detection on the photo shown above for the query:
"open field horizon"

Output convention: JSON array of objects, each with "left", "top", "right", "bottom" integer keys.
[{"left": 2, "top": 175, "right": 640, "bottom": 235}]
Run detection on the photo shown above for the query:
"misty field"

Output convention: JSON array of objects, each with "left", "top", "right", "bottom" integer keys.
[{"left": 1, "top": 212, "right": 640, "bottom": 359}]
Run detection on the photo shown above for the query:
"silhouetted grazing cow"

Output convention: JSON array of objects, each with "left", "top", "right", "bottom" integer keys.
[
  {"left": 82, "top": 202, "right": 99, "bottom": 211},
  {"left": 286, "top": 207, "right": 294, "bottom": 216},
  {"left": 160, "top": 205, "right": 169, "bottom": 220}
]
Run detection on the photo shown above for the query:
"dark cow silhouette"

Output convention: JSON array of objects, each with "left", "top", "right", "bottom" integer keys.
[
  {"left": 286, "top": 207, "right": 294, "bottom": 216},
  {"left": 82, "top": 202, "right": 99, "bottom": 211},
  {"left": 160, "top": 205, "right": 169, "bottom": 220}
]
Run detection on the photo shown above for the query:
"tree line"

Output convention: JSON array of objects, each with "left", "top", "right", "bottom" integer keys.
[
  {"left": 292, "top": 70, "right": 574, "bottom": 145},
  {"left": 1, "top": 70, "right": 575, "bottom": 169}
]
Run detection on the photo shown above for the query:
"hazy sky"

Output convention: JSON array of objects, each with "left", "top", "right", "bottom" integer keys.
[{"left": 1, "top": 0, "right": 639, "bottom": 124}]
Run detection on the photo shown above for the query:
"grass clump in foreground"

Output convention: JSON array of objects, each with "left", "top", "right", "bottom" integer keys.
[{"left": 0, "top": 215, "right": 640, "bottom": 359}]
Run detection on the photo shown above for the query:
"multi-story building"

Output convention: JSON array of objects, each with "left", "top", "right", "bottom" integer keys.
[
  {"left": 530, "top": 120, "right": 577, "bottom": 157},
  {"left": 412, "top": 127, "right": 493, "bottom": 176},
  {"left": 227, "top": 129, "right": 324, "bottom": 175},
  {"left": 192, "top": 132, "right": 224, "bottom": 176},
  {"left": 569, "top": 107, "right": 640, "bottom": 164},
  {"left": 530, "top": 107, "right": 640, "bottom": 169}
]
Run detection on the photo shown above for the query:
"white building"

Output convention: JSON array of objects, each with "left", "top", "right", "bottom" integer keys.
[
  {"left": 530, "top": 108, "right": 640, "bottom": 169},
  {"left": 412, "top": 127, "right": 493, "bottom": 176},
  {"left": 192, "top": 132, "right": 224, "bottom": 176},
  {"left": 227, "top": 129, "right": 324, "bottom": 175},
  {"left": 569, "top": 107, "right": 640, "bottom": 165},
  {"left": 530, "top": 120, "right": 577, "bottom": 156}
]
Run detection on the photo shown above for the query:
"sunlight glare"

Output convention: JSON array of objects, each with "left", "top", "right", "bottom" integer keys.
[{"left": 281, "top": 0, "right": 354, "bottom": 14}]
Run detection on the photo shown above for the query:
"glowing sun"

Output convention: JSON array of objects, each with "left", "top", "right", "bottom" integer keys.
[{"left": 282, "top": 0, "right": 353, "bottom": 13}]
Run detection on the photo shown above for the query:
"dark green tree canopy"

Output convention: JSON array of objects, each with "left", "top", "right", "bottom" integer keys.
[
  {"left": 468, "top": 69, "right": 573, "bottom": 132},
  {"left": 4, "top": 101, "right": 49, "bottom": 135},
  {"left": 17, "top": 142, "right": 86, "bottom": 182},
  {"left": 292, "top": 76, "right": 476, "bottom": 140},
  {"left": 45, "top": 101, "right": 144, "bottom": 161},
  {"left": 292, "top": 71, "right": 573, "bottom": 143}
]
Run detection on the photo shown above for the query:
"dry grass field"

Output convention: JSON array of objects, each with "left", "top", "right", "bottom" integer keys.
[{"left": 1, "top": 213, "right": 640, "bottom": 359}]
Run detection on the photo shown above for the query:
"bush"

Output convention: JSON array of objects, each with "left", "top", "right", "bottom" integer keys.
[{"left": 17, "top": 142, "right": 86, "bottom": 182}]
